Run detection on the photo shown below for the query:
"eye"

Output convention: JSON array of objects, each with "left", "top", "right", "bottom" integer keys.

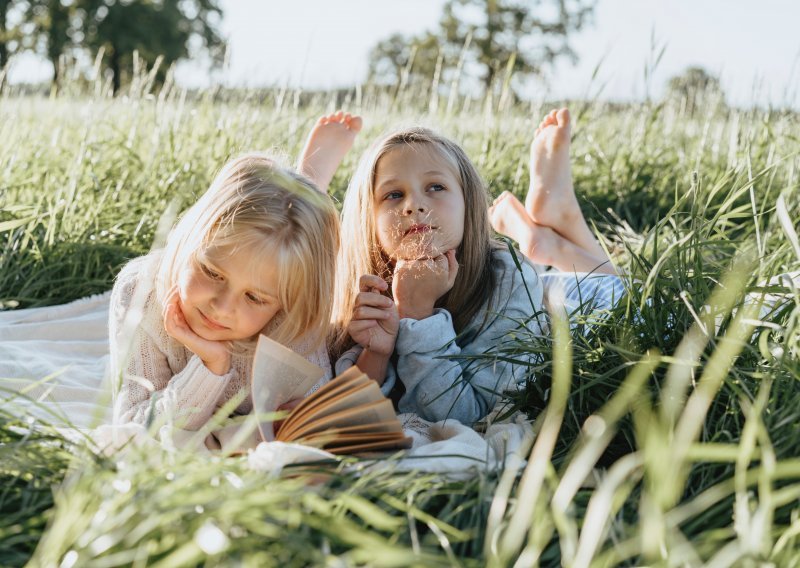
[
  {"left": 245, "top": 292, "right": 268, "bottom": 305},
  {"left": 200, "top": 263, "right": 223, "bottom": 281},
  {"left": 428, "top": 183, "right": 447, "bottom": 192},
  {"left": 383, "top": 190, "right": 403, "bottom": 201}
]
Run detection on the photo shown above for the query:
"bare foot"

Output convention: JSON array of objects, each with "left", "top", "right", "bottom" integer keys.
[
  {"left": 491, "top": 191, "right": 618, "bottom": 274},
  {"left": 298, "top": 111, "right": 363, "bottom": 193},
  {"left": 526, "top": 108, "right": 608, "bottom": 260},
  {"left": 489, "top": 191, "right": 561, "bottom": 266},
  {"left": 525, "top": 108, "right": 581, "bottom": 229}
]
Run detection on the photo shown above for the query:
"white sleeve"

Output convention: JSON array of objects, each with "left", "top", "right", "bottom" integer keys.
[{"left": 109, "top": 261, "right": 234, "bottom": 431}]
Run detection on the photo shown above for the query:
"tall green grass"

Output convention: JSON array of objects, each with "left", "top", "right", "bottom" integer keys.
[{"left": 1, "top": 70, "right": 800, "bottom": 566}]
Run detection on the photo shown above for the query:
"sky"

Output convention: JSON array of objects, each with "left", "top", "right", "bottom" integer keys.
[{"left": 7, "top": 0, "right": 800, "bottom": 108}]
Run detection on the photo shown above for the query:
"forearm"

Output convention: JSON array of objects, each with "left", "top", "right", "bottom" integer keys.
[
  {"left": 397, "top": 351, "right": 490, "bottom": 423},
  {"left": 114, "top": 346, "right": 233, "bottom": 431},
  {"left": 393, "top": 311, "right": 494, "bottom": 423},
  {"left": 355, "top": 349, "right": 391, "bottom": 386}
]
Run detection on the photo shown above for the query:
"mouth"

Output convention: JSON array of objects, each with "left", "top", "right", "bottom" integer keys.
[
  {"left": 198, "top": 309, "right": 229, "bottom": 331},
  {"left": 403, "top": 224, "right": 434, "bottom": 237}
]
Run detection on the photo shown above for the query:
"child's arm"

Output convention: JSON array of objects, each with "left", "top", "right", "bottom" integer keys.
[
  {"left": 347, "top": 275, "right": 399, "bottom": 385},
  {"left": 109, "top": 260, "right": 235, "bottom": 431},
  {"left": 393, "top": 254, "right": 544, "bottom": 424}
]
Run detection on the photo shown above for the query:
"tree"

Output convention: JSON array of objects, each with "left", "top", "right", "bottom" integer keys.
[
  {"left": 0, "top": 0, "right": 10, "bottom": 68},
  {"left": 665, "top": 66, "right": 725, "bottom": 113},
  {"left": 23, "top": 0, "right": 74, "bottom": 89},
  {"left": 83, "top": 0, "right": 225, "bottom": 94},
  {"left": 3, "top": 0, "right": 223, "bottom": 93},
  {"left": 368, "top": 32, "right": 443, "bottom": 87},
  {"left": 0, "top": 0, "right": 25, "bottom": 71},
  {"left": 443, "top": 0, "right": 594, "bottom": 92},
  {"left": 367, "top": 0, "right": 595, "bottom": 95}
]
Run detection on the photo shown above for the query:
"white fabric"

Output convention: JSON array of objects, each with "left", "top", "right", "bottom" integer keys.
[
  {"left": 0, "top": 289, "right": 533, "bottom": 477},
  {"left": 0, "top": 291, "right": 113, "bottom": 428}
]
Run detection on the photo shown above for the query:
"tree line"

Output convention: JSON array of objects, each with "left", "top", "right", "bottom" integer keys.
[{"left": 0, "top": 0, "right": 224, "bottom": 93}]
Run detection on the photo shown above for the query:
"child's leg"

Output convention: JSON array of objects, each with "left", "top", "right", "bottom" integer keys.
[
  {"left": 297, "top": 111, "right": 362, "bottom": 194},
  {"left": 525, "top": 108, "right": 607, "bottom": 261},
  {"left": 489, "top": 191, "right": 617, "bottom": 274}
]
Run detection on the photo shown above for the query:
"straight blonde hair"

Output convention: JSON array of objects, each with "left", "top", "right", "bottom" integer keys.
[
  {"left": 156, "top": 152, "right": 339, "bottom": 351},
  {"left": 331, "top": 127, "right": 502, "bottom": 355}
]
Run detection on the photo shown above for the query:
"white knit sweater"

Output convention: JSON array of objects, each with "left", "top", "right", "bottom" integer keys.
[{"left": 109, "top": 253, "right": 333, "bottom": 431}]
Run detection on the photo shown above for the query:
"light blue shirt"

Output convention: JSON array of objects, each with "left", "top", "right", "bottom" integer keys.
[{"left": 336, "top": 249, "right": 545, "bottom": 425}]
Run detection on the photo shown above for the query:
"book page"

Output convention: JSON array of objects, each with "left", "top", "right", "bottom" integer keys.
[
  {"left": 280, "top": 398, "right": 398, "bottom": 441},
  {"left": 251, "top": 335, "right": 326, "bottom": 442},
  {"left": 282, "top": 367, "right": 367, "bottom": 425},
  {"left": 278, "top": 379, "right": 384, "bottom": 441},
  {"left": 304, "top": 420, "right": 404, "bottom": 437}
]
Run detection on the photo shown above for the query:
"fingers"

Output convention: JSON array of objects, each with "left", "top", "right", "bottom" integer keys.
[
  {"left": 355, "top": 289, "right": 393, "bottom": 308},
  {"left": 349, "top": 320, "right": 377, "bottom": 334},
  {"left": 354, "top": 305, "right": 392, "bottom": 321},
  {"left": 359, "top": 274, "right": 388, "bottom": 293}
]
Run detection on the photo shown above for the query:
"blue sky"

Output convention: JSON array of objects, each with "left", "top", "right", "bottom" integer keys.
[{"left": 8, "top": 0, "right": 800, "bottom": 107}]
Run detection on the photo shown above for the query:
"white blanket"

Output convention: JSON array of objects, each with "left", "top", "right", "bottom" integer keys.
[
  {"left": 0, "top": 294, "right": 532, "bottom": 477},
  {"left": 0, "top": 292, "right": 114, "bottom": 428}
]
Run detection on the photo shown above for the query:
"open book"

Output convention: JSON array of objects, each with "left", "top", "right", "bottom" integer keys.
[{"left": 207, "top": 335, "right": 412, "bottom": 455}]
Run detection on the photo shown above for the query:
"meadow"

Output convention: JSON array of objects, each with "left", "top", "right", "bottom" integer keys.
[{"left": 2, "top": 71, "right": 800, "bottom": 566}]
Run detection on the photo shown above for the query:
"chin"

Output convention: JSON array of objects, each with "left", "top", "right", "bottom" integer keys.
[{"left": 394, "top": 239, "right": 447, "bottom": 260}]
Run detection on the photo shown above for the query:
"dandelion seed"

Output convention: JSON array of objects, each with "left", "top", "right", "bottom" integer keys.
[
  {"left": 165, "top": 471, "right": 175, "bottom": 481},
  {"left": 223, "top": 471, "right": 243, "bottom": 489},
  {"left": 195, "top": 521, "right": 229, "bottom": 555},
  {"left": 112, "top": 479, "right": 131, "bottom": 493}
]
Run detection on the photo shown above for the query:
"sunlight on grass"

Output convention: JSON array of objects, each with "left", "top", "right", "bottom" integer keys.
[{"left": 1, "top": 69, "right": 800, "bottom": 566}]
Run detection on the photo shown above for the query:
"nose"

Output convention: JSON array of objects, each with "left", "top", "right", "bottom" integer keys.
[
  {"left": 210, "top": 286, "right": 235, "bottom": 315},
  {"left": 403, "top": 194, "right": 426, "bottom": 215}
]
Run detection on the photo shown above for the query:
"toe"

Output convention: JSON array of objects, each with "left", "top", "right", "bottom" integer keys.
[
  {"left": 333, "top": 110, "right": 344, "bottom": 122},
  {"left": 349, "top": 116, "right": 363, "bottom": 132},
  {"left": 556, "top": 108, "right": 571, "bottom": 127}
]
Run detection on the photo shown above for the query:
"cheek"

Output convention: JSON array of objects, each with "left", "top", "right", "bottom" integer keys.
[
  {"left": 248, "top": 305, "right": 280, "bottom": 333},
  {"left": 178, "top": 271, "right": 209, "bottom": 304},
  {"left": 375, "top": 209, "right": 401, "bottom": 247}
]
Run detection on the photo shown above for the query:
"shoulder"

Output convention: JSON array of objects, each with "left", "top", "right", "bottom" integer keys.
[{"left": 110, "top": 251, "right": 164, "bottom": 331}]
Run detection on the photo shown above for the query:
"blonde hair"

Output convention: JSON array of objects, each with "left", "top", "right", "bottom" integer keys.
[
  {"left": 332, "top": 127, "right": 502, "bottom": 355},
  {"left": 157, "top": 152, "right": 339, "bottom": 351}
]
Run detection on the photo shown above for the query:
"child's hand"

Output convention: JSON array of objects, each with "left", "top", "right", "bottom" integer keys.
[
  {"left": 348, "top": 274, "right": 399, "bottom": 356},
  {"left": 393, "top": 249, "right": 458, "bottom": 320},
  {"left": 163, "top": 286, "right": 232, "bottom": 375}
]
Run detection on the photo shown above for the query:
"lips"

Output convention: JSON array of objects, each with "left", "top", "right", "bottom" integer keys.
[
  {"left": 198, "top": 309, "right": 229, "bottom": 330},
  {"left": 404, "top": 224, "right": 434, "bottom": 236}
]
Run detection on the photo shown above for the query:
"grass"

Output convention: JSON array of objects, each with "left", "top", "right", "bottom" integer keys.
[{"left": 1, "top": 71, "right": 800, "bottom": 566}]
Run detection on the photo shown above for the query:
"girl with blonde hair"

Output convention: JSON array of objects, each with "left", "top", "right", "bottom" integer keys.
[{"left": 112, "top": 112, "right": 362, "bottom": 430}]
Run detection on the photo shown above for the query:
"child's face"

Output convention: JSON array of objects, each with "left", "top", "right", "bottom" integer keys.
[
  {"left": 372, "top": 144, "right": 465, "bottom": 261},
  {"left": 177, "top": 243, "right": 282, "bottom": 342}
]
